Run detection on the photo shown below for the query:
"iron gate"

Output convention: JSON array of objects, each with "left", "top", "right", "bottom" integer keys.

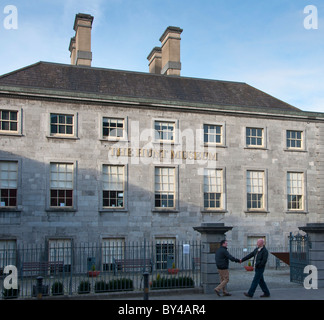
[{"left": 289, "top": 232, "right": 310, "bottom": 284}]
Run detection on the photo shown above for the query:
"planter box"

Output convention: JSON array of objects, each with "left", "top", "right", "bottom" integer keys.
[
  {"left": 2, "top": 288, "right": 19, "bottom": 299},
  {"left": 168, "top": 268, "right": 179, "bottom": 274},
  {"left": 244, "top": 266, "right": 254, "bottom": 271},
  {"left": 88, "top": 271, "right": 100, "bottom": 277}
]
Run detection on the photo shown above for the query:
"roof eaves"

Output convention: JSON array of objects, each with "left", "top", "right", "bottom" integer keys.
[{"left": 1, "top": 84, "right": 323, "bottom": 121}]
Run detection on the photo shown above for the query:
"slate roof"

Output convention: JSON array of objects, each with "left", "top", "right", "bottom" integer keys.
[{"left": 0, "top": 61, "right": 300, "bottom": 112}]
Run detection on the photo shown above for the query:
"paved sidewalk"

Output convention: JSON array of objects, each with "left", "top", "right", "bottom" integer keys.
[
  {"left": 148, "top": 287, "right": 324, "bottom": 300},
  {"left": 109, "top": 268, "right": 324, "bottom": 300}
]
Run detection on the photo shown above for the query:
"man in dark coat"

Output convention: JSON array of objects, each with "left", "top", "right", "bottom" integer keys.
[
  {"left": 241, "top": 238, "right": 270, "bottom": 298},
  {"left": 214, "top": 240, "right": 240, "bottom": 296}
]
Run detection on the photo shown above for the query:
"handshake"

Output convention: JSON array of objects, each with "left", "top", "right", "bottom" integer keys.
[{"left": 235, "top": 259, "right": 243, "bottom": 263}]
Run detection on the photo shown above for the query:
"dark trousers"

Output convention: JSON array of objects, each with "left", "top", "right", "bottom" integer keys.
[{"left": 248, "top": 267, "right": 270, "bottom": 297}]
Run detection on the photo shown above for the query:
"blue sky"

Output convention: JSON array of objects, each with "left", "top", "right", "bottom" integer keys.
[{"left": 1, "top": 0, "right": 324, "bottom": 112}]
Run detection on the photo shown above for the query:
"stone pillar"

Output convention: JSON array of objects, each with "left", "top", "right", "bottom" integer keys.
[
  {"left": 193, "top": 223, "right": 233, "bottom": 294},
  {"left": 299, "top": 223, "right": 324, "bottom": 288}
]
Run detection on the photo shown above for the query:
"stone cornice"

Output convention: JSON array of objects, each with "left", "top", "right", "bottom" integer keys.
[{"left": 1, "top": 84, "right": 324, "bottom": 122}]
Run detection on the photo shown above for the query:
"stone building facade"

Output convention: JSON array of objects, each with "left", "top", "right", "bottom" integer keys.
[{"left": 0, "top": 14, "right": 323, "bottom": 254}]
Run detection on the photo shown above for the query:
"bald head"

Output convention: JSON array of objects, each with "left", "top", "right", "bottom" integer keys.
[{"left": 257, "top": 239, "right": 265, "bottom": 248}]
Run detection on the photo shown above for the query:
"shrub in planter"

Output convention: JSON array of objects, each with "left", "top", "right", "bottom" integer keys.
[
  {"left": 176, "top": 276, "right": 194, "bottom": 288},
  {"left": 51, "top": 281, "right": 64, "bottom": 296},
  {"left": 78, "top": 280, "right": 91, "bottom": 294},
  {"left": 151, "top": 276, "right": 194, "bottom": 289},
  {"left": 107, "top": 278, "right": 133, "bottom": 291},
  {"left": 2, "top": 287, "right": 19, "bottom": 299},
  {"left": 94, "top": 278, "right": 133, "bottom": 293},
  {"left": 94, "top": 280, "right": 109, "bottom": 293}
]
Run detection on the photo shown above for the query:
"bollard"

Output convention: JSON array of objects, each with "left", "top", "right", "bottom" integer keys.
[
  {"left": 36, "top": 276, "right": 43, "bottom": 300},
  {"left": 143, "top": 272, "right": 149, "bottom": 300}
]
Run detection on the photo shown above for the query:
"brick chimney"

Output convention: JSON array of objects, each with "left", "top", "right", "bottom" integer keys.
[
  {"left": 69, "top": 13, "right": 94, "bottom": 66},
  {"left": 159, "top": 26, "right": 183, "bottom": 76},
  {"left": 147, "top": 47, "right": 162, "bottom": 74}
]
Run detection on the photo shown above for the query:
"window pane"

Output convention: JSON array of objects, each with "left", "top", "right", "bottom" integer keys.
[
  {"left": 286, "top": 130, "right": 302, "bottom": 149},
  {"left": 0, "top": 111, "right": 18, "bottom": 132},
  {"left": 155, "top": 167, "right": 175, "bottom": 208},
  {"left": 51, "top": 125, "right": 57, "bottom": 134},
  {"left": 0, "top": 162, "right": 18, "bottom": 189},
  {"left": 2, "top": 111, "right": 9, "bottom": 120},
  {"left": 59, "top": 125, "right": 65, "bottom": 134},
  {"left": 204, "top": 124, "right": 222, "bottom": 144},
  {"left": 50, "top": 163, "right": 73, "bottom": 190},
  {"left": 1, "top": 122, "right": 9, "bottom": 131},
  {"left": 10, "top": 112, "right": 17, "bottom": 121},
  {"left": 66, "top": 125, "right": 73, "bottom": 135},
  {"left": 51, "top": 115, "right": 58, "bottom": 124},
  {"left": 59, "top": 115, "right": 65, "bottom": 124},
  {"left": 247, "top": 171, "right": 264, "bottom": 210},
  {"left": 10, "top": 122, "right": 17, "bottom": 131},
  {"left": 204, "top": 169, "right": 223, "bottom": 209},
  {"left": 103, "top": 118, "right": 124, "bottom": 138},
  {"left": 287, "top": 172, "right": 303, "bottom": 210},
  {"left": 246, "top": 127, "right": 263, "bottom": 146},
  {"left": 50, "top": 114, "right": 74, "bottom": 135},
  {"left": 155, "top": 121, "right": 174, "bottom": 141},
  {"left": 66, "top": 116, "right": 73, "bottom": 125},
  {"left": 102, "top": 165, "right": 125, "bottom": 208}
]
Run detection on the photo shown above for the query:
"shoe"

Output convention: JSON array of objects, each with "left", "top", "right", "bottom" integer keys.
[
  {"left": 244, "top": 292, "right": 252, "bottom": 298},
  {"left": 214, "top": 288, "right": 221, "bottom": 296},
  {"left": 223, "top": 292, "right": 232, "bottom": 296},
  {"left": 260, "top": 294, "right": 270, "bottom": 298}
]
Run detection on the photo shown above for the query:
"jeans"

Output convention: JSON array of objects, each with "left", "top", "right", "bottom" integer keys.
[{"left": 248, "top": 267, "right": 270, "bottom": 297}]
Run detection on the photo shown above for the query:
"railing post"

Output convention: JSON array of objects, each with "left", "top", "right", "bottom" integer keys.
[
  {"left": 36, "top": 276, "right": 43, "bottom": 300},
  {"left": 143, "top": 272, "right": 149, "bottom": 300}
]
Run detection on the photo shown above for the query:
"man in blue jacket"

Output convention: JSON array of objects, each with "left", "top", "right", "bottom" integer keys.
[
  {"left": 241, "top": 238, "right": 270, "bottom": 298},
  {"left": 214, "top": 240, "right": 240, "bottom": 296}
]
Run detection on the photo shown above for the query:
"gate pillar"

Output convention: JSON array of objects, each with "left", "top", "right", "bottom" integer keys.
[
  {"left": 193, "top": 223, "right": 233, "bottom": 294},
  {"left": 299, "top": 223, "right": 324, "bottom": 288}
]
